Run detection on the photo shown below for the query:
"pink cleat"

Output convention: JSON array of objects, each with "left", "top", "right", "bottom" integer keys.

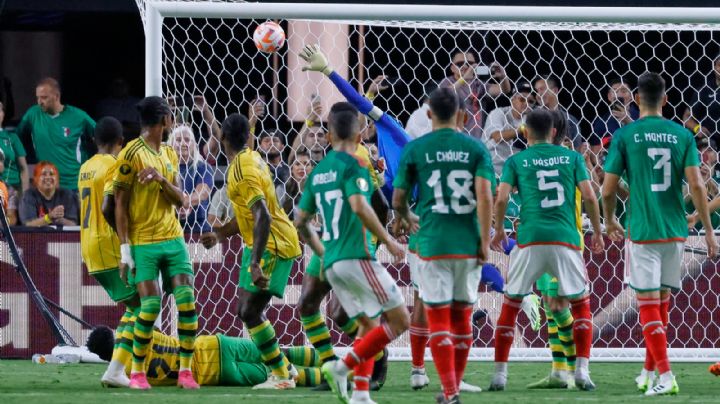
[
  {"left": 128, "top": 372, "right": 151, "bottom": 390},
  {"left": 177, "top": 370, "right": 200, "bottom": 389}
]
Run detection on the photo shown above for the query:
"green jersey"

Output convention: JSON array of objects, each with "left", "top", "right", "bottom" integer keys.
[
  {"left": 604, "top": 116, "right": 699, "bottom": 243},
  {"left": 500, "top": 143, "right": 588, "bottom": 250},
  {"left": 298, "top": 150, "right": 374, "bottom": 268},
  {"left": 0, "top": 129, "right": 26, "bottom": 187},
  {"left": 393, "top": 128, "right": 495, "bottom": 260},
  {"left": 16, "top": 105, "right": 96, "bottom": 189}
]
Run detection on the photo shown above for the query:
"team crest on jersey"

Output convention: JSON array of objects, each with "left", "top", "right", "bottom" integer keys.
[
  {"left": 356, "top": 177, "right": 369, "bottom": 192},
  {"left": 62, "top": 127, "right": 70, "bottom": 137},
  {"left": 119, "top": 164, "right": 132, "bottom": 175}
]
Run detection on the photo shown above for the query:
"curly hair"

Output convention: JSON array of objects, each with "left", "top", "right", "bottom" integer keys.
[{"left": 86, "top": 325, "right": 114, "bottom": 362}]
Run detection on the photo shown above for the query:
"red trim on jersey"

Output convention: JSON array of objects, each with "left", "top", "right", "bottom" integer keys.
[
  {"left": 630, "top": 237, "right": 686, "bottom": 244},
  {"left": 517, "top": 241, "right": 582, "bottom": 251},
  {"left": 418, "top": 254, "right": 477, "bottom": 261}
]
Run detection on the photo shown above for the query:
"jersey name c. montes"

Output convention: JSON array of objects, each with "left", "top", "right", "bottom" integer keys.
[
  {"left": 227, "top": 148, "right": 301, "bottom": 259},
  {"left": 393, "top": 128, "right": 495, "bottom": 260},
  {"left": 299, "top": 150, "right": 374, "bottom": 268},
  {"left": 113, "top": 137, "right": 183, "bottom": 245},
  {"left": 604, "top": 116, "right": 700, "bottom": 243},
  {"left": 78, "top": 154, "right": 120, "bottom": 272},
  {"left": 501, "top": 143, "right": 589, "bottom": 250}
]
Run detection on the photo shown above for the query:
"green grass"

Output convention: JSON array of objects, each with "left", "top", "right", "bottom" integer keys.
[{"left": 0, "top": 360, "right": 717, "bottom": 403}]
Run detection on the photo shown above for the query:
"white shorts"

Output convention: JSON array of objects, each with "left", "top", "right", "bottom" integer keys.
[
  {"left": 416, "top": 258, "right": 481, "bottom": 305},
  {"left": 625, "top": 241, "right": 684, "bottom": 291},
  {"left": 506, "top": 245, "right": 587, "bottom": 298},
  {"left": 325, "top": 259, "right": 404, "bottom": 319},
  {"left": 407, "top": 251, "right": 421, "bottom": 292}
]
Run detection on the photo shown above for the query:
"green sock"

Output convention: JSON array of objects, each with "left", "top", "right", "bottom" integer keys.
[
  {"left": 174, "top": 285, "right": 198, "bottom": 371},
  {"left": 284, "top": 346, "right": 321, "bottom": 368},
  {"left": 250, "top": 320, "right": 289, "bottom": 378},
  {"left": 338, "top": 317, "right": 359, "bottom": 339},
  {"left": 132, "top": 296, "right": 160, "bottom": 373},
  {"left": 295, "top": 366, "right": 323, "bottom": 387},
  {"left": 111, "top": 308, "right": 134, "bottom": 364},
  {"left": 301, "top": 313, "right": 337, "bottom": 364},
  {"left": 553, "top": 308, "right": 576, "bottom": 372},
  {"left": 544, "top": 302, "right": 567, "bottom": 372}
]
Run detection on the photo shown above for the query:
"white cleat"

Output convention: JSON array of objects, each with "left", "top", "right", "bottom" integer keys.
[
  {"left": 322, "top": 361, "right": 349, "bottom": 403},
  {"left": 459, "top": 380, "right": 482, "bottom": 393},
  {"left": 645, "top": 377, "right": 678, "bottom": 396},
  {"left": 635, "top": 370, "right": 656, "bottom": 393},
  {"left": 410, "top": 368, "right": 430, "bottom": 390},
  {"left": 488, "top": 373, "right": 507, "bottom": 391},
  {"left": 100, "top": 370, "right": 130, "bottom": 388},
  {"left": 252, "top": 374, "right": 296, "bottom": 390}
]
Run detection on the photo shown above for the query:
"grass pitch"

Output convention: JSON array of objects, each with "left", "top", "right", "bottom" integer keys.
[{"left": 0, "top": 360, "right": 716, "bottom": 403}]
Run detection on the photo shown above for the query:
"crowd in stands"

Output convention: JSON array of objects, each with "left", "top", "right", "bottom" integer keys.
[{"left": 2, "top": 50, "right": 720, "bottom": 231}]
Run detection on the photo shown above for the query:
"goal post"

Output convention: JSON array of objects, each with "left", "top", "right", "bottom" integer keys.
[{"left": 135, "top": 0, "right": 720, "bottom": 362}]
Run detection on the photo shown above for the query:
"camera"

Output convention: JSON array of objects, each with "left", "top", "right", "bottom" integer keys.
[{"left": 474, "top": 65, "right": 491, "bottom": 80}]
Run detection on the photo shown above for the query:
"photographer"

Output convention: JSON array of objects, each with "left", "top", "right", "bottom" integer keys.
[
  {"left": 483, "top": 81, "right": 533, "bottom": 174},
  {"left": 590, "top": 78, "right": 639, "bottom": 154}
]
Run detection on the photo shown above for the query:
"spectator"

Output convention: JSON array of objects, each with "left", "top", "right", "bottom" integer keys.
[
  {"left": 684, "top": 54, "right": 720, "bottom": 142},
  {"left": 483, "top": 80, "right": 533, "bottom": 174},
  {"left": 167, "top": 94, "right": 224, "bottom": 163},
  {"left": 168, "top": 125, "right": 213, "bottom": 233},
  {"left": 15, "top": 77, "right": 96, "bottom": 190},
  {"left": 258, "top": 130, "right": 290, "bottom": 188},
  {"left": 291, "top": 96, "right": 327, "bottom": 164},
  {"left": 281, "top": 148, "right": 315, "bottom": 220},
  {"left": 405, "top": 82, "right": 436, "bottom": 139},
  {"left": 590, "top": 77, "right": 639, "bottom": 153},
  {"left": 207, "top": 186, "right": 234, "bottom": 229},
  {"left": 95, "top": 77, "right": 141, "bottom": 141},
  {"left": 0, "top": 149, "right": 18, "bottom": 225},
  {"left": 533, "top": 76, "right": 583, "bottom": 148},
  {"left": 19, "top": 161, "right": 79, "bottom": 227},
  {"left": 686, "top": 143, "right": 720, "bottom": 230},
  {"left": 439, "top": 50, "right": 512, "bottom": 138},
  {"left": 0, "top": 101, "right": 29, "bottom": 193}
]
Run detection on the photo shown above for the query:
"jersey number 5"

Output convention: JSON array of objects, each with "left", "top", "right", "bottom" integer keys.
[
  {"left": 648, "top": 148, "right": 671, "bottom": 192},
  {"left": 426, "top": 169, "right": 476, "bottom": 214},
  {"left": 537, "top": 170, "right": 565, "bottom": 208}
]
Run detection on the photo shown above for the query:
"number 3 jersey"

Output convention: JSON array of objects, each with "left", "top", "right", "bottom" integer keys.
[
  {"left": 501, "top": 143, "right": 588, "bottom": 250},
  {"left": 393, "top": 128, "right": 496, "bottom": 260},
  {"left": 299, "top": 150, "right": 375, "bottom": 269},
  {"left": 604, "top": 116, "right": 699, "bottom": 243}
]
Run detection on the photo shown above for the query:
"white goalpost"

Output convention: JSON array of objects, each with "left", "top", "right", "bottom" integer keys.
[{"left": 135, "top": 0, "right": 720, "bottom": 361}]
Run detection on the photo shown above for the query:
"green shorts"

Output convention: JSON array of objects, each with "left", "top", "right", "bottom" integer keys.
[
  {"left": 91, "top": 268, "right": 137, "bottom": 303},
  {"left": 536, "top": 273, "right": 559, "bottom": 298},
  {"left": 240, "top": 247, "right": 295, "bottom": 298},
  {"left": 305, "top": 241, "right": 377, "bottom": 280},
  {"left": 218, "top": 334, "right": 269, "bottom": 386},
  {"left": 130, "top": 237, "right": 193, "bottom": 293}
]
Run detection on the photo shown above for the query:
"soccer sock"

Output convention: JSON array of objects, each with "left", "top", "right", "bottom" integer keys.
[
  {"left": 174, "top": 285, "right": 198, "bottom": 371},
  {"left": 450, "top": 304, "right": 473, "bottom": 385},
  {"left": 426, "top": 304, "right": 457, "bottom": 398},
  {"left": 132, "top": 296, "right": 161, "bottom": 374},
  {"left": 569, "top": 296, "right": 593, "bottom": 363},
  {"left": 544, "top": 305, "right": 567, "bottom": 372},
  {"left": 494, "top": 296, "right": 522, "bottom": 364},
  {"left": 249, "top": 320, "right": 290, "bottom": 378},
  {"left": 301, "top": 313, "right": 338, "bottom": 364},
  {"left": 352, "top": 339, "right": 375, "bottom": 393},
  {"left": 409, "top": 322, "right": 430, "bottom": 369},
  {"left": 553, "top": 307, "right": 576, "bottom": 372},
  {"left": 338, "top": 317, "right": 359, "bottom": 339},
  {"left": 638, "top": 297, "right": 670, "bottom": 374},
  {"left": 341, "top": 323, "right": 395, "bottom": 370},
  {"left": 646, "top": 294, "right": 671, "bottom": 372},
  {"left": 111, "top": 308, "right": 134, "bottom": 367},
  {"left": 284, "top": 346, "right": 321, "bottom": 368},
  {"left": 295, "top": 366, "right": 323, "bottom": 387}
]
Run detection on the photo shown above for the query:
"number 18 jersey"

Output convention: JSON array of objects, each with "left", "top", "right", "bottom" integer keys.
[
  {"left": 393, "top": 128, "right": 495, "bottom": 260},
  {"left": 604, "top": 116, "right": 699, "bottom": 243},
  {"left": 500, "top": 143, "right": 588, "bottom": 250}
]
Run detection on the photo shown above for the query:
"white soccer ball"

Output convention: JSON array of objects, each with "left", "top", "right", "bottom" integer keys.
[{"left": 253, "top": 21, "right": 285, "bottom": 53}]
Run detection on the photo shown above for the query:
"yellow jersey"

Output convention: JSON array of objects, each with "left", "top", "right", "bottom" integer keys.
[
  {"left": 354, "top": 143, "right": 382, "bottom": 190},
  {"left": 113, "top": 137, "right": 183, "bottom": 245},
  {"left": 227, "top": 149, "right": 301, "bottom": 259},
  {"left": 78, "top": 154, "right": 121, "bottom": 273}
]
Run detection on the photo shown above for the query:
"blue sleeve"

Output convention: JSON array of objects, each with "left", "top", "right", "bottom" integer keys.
[
  {"left": 197, "top": 162, "right": 214, "bottom": 187},
  {"left": 327, "top": 71, "right": 374, "bottom": 116},
  {"left": 376, "top": 114, "right": 412, "bottom": 201}
]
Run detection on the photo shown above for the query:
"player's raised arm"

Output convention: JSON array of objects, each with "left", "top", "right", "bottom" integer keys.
[{"left": 685, "top": 165, "right": 718, "bottom": 257}]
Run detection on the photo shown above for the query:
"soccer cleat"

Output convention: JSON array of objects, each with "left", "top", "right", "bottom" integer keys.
[
  {"left": 371, "top": 348, "right": 388, "bottom": 389},
  {"left": 435, "top": 393, "right": 461, "bottom": 404},
  {"left": 100, "top": 369, "right": 130, "bottom": 388},
  {"left": 349, "top": 397, "right": 377, "bottom": 404},
  {"left": 410, "top": 367, "right": 430, "bottom": 390},
  {"left": 252, "top": 374, "right": 296, "bottom": 390},
  {"left": 488, "top": 373, "right": 506, "bottom": 391},
  {"left": 574, "top": 374, "right": 596, "bottom": 391},
  {"left": 635, "top": 371, "right": 656, "bottom": 393},
  {"left": 177, "top": 370, "right": 200, "bottom": 389},
  {"left": 322, "top": 361, "right": 349, "bottom": 403},
  {"left": 709, "top": 362, "right": 720, "bottom": 376},
  {"left": 128, "top": 372, "right": 151, "bottom": 390},
  {"left": 645, "top": 377, "right": 678, "bottom": 396},
  {"left": 459, "top": 380, "right": 482, "bottom": 393},
  {"left": 521, "top": 294, "right": 542, "bottom": 332},
  {"left": 526, "top": 374, "right": 568, "bottom": 389}
]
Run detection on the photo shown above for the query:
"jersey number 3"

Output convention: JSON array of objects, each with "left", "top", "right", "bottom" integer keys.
[{"left": 648, "top": 148, "right": 671, "bottom": 192}]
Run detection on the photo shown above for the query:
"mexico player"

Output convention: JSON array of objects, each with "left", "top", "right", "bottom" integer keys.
[
  {"left": 78, "top": 116, "right": 139, "bottom": 387},
  {"left": 602, "top": 72, "right": 718, "bottom": 396},
  {"left": 200, "top": 113, "right": 301, "bottom": 389},
  {"left": 295, "top": 102, "right": 409, "bottom": 404},
  {"left": 490, "top": 108, "right": 604, "bottom": 392},
  {"left": 393, "top": 87, "right": 495, "bottom": 404},
  {"left": 114, "top": 96, "right": 199, "bottom": 390}
]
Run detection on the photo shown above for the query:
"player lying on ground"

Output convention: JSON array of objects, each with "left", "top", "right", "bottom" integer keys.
[
  {"left": 296, "top": 101, "right": 410, "bottom": 404},
  {"left": 490, "top": 108, "right": 604, "bottom": 393},
  {"left": 602, "top": 72, "right": 717, "bottom": 396},
  {"left": 200, "top": 113, "right": 302, "bottom": 390},
  {"left": 86, "top": 325, "right": 325, "bottom": 388}
]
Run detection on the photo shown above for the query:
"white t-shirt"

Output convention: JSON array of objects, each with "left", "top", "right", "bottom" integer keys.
[
  {"left": 483, "top": 106, "right": 523, "bottom": 175},
  {"left": 405, "top": 103, "right": 432, "bottom": 139}
]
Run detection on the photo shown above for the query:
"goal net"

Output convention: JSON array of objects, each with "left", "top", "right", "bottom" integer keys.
[{"left": 135, "top": 0, "right": 720, "bottom": 361}]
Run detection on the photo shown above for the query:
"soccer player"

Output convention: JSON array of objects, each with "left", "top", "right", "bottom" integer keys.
[
  {"left": 393, "top": 87, "right": 495, "bottom": 404},
  {"left": 78, "top": 116, "right": 138, "bottom": 388},
  {"left": 602, "top": 72, "right": 718, "bottom": 396},
  {"left": 295, "top": 101, "right": 410, "bottom": 404},
  {"left": 114, "top": 96, "right": 199, "bottom": 390},
  {"left": 490, "top": 108, "right": 604, "bottom": 392},
  {"left": 200, "top": 113, "right": 301, "bottom": 390}
]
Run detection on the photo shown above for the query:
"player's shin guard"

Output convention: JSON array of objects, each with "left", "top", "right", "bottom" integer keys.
[
  {"left": 426, "top": 304, "right": 457, "bottom": 398},
  {"left": 450, "top": 304, "right": 473, "bottom": 385},
  {"left": 569, "top": 296, "right": 593, "bottom": 363},
  {"left": 301, "top": 313, "right": 338, "bottom": 364},
  {"left": 494, "top": 296, "right": 523, "bottom": 364},
  {"left": 553, "top": 308, "right": 576, "bottom": 372},
  {"left": 638, "top": 298, "right": 670, "bottom": 374},
  {"left": 112, "top": 308, "right": 134, "bottom": 365},
  {"left": 250, "top": 320, "right": 290, "bottom": 378},
  {"left": 409, "top": 322, "right": 430, "bottom": 369},
  {"left": 174, "top": 285, "right": 198, "bottom": 371},
  {"left": 342, "top": 323, "right": 395, "bottom": 369},
  {"left": 132, "top": 296, "right": 161, "bottom": 373}
]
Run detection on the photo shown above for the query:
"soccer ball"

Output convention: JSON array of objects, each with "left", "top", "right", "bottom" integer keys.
[{"left": 253, "top": 21, "right": 285, "bottom": 53}]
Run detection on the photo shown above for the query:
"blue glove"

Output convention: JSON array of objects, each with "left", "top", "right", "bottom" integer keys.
[
  {"left": 502, "top": 238, "right": 517, "bottom": 255},
  {"left": 480, "top": 263, "right": 505, "bottom": 293}
]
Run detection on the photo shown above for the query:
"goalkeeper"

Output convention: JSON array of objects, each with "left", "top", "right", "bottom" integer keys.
[{"left": 86, "top": 325, "right": 325, "bottom": 388}]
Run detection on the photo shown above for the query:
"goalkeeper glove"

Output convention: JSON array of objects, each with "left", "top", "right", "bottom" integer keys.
[{"left": 299, "top": 44, "right": 334, "bottom": 75}]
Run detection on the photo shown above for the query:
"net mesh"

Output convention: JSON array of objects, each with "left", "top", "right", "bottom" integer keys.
[{"left": 135, "top": 0, "right": 720, "bottom": 359}]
